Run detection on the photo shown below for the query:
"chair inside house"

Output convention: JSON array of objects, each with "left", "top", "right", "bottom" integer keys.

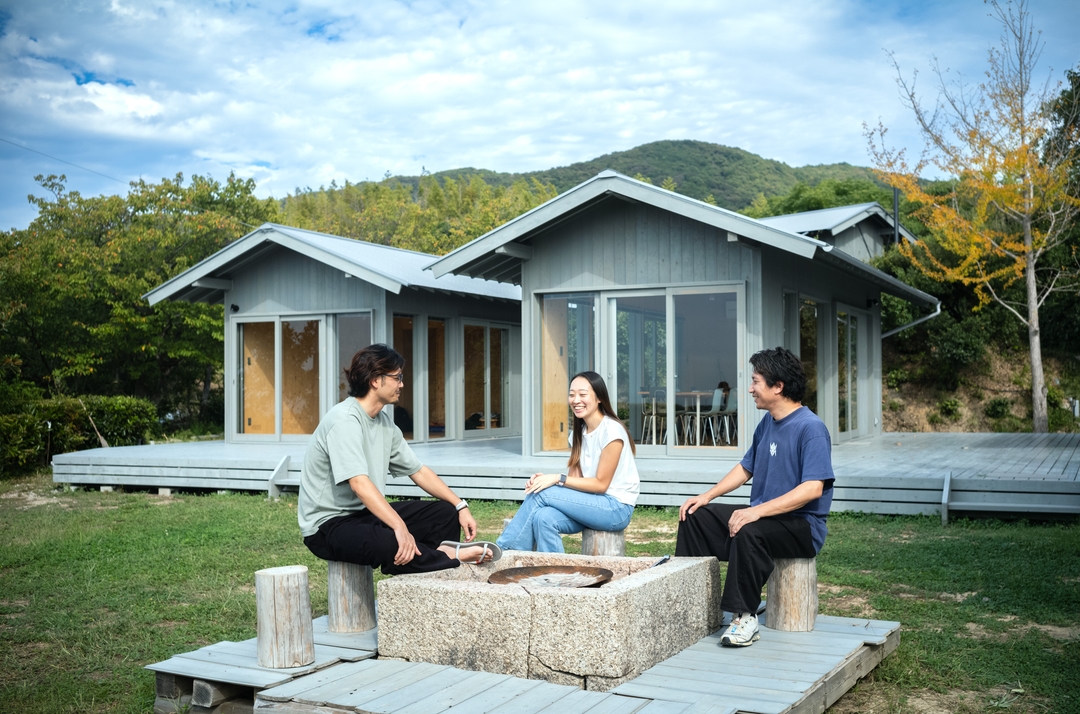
[
  {"left": 640, "top": 389, "right": 665, "bottom": 445},
  {"left": 698, "top": 388, "right": 727, "bottom": 446},
  {"left": 716, "top": 393, "right": 738, "bottom": 446}
]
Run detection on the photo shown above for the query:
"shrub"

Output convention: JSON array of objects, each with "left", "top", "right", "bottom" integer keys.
[
  {"left": 991, "top": 415, "right": 1029, "bottom": 433},
  {"left": 81, "top": 395, "right": 157, "bottom": 446},
  {"left": 928, "top": 412, "right": 943, "bottom": 426},
  {"left": 938, "top": 398, "right": 962, "bottom": 419},
  {"left": 888, "top": 400, "right": 903, "bottom": 412},
  {"left": 984, "top": 397, "right": 1013, "bottom": 419},
  {"left": 927, "top": 315, "right": 987, "bottom": 389},
  {"left": 0, "top": 394, "right": 157, "bottom": 478},
  {"left": 885, "top": 369, "right": 910, "bottom": 390}
]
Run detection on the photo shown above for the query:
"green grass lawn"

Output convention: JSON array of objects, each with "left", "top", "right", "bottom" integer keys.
[{"left": 1, "top": 471, "right": 1077, "bottom": 713}]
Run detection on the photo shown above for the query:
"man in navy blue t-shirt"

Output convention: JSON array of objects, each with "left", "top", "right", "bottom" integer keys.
[{"left": 676, "top": 347, "right": 834, "bottom": 647}]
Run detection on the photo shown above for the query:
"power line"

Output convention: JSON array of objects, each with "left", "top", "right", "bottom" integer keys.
[
  {"left": 0, "top": 135, "right": 262, "bottom": 230},
  {"left": 0, "top": 136, "right": 127, "bottom": 184}
]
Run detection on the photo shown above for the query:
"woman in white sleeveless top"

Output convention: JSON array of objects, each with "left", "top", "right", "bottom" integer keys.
[{"left": 497, "top": 371, "right": 640, "bottom": 552}]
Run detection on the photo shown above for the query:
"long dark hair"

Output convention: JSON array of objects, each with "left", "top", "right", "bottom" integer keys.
[{"left": 567, "top": 371, "right": 636, "bottom": 471}]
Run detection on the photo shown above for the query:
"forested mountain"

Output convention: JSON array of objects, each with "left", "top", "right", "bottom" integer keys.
[{"left": 288, "top": 140, "right": 882, "bottom": 213}]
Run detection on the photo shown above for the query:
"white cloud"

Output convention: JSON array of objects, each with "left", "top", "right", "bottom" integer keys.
[{"left": 2, "top": 0, "right": 1079, "bottom": 230}]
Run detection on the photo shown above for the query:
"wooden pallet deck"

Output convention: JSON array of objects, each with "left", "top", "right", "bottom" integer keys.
[
  {"left": 55, "top": 433, "right": 1080, "bottom": 517},
  {"left": 147, "top": 614, "right": 896, "bottom": 714}
]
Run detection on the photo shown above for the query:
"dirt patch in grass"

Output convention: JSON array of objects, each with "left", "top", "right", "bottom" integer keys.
[
  {"left": 833, "top": 683, "right": 1049, "bottom": 714},
  {"left": 819, "top": 584, "right": 875, "bottom": 618},
  {"left": 960, "top": 620, "right": 1080, "bottom": 642},
  {"left": 0, "top": 487, "right": 71, "bottom": 510},
  {"left": 1032, "top": 624, "right": 1080, "bottom": 641}
]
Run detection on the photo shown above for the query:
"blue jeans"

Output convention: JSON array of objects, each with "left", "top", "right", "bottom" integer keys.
[{"left": 496, "top": 487, "right": 634, "bottom": 553}]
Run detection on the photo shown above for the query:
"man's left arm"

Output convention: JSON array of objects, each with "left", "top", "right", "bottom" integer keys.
[
  {"left": 409, "top": 465, "right": 477, "bottom": 541},
  {"left": 726, "top": 479, "right": 824, "bottom": 537}
]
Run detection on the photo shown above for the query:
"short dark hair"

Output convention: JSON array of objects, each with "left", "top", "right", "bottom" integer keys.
[
  {"left": 749, "top": 347, "right": 806, "bottom": 403},
  {"left": 345, "top": 344, "right": 405, "bottom": 398}
]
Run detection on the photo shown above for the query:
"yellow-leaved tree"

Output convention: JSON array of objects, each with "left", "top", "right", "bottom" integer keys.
[{"left": 866, "top": 0, "right": 1080, "bottom": 432}]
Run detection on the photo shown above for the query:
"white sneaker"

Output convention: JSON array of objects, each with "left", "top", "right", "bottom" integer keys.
[{"left": 720, "top": 612, "right": 760, "bottom": 647}]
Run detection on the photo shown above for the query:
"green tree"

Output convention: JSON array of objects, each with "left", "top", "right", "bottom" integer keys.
[
  {"left": 866, "top": 0, "right": 1080, "bottom": 431},
  {"left": 281, "top": 174, "right": 557, "bottom": 256},
  {"left": 0, "top": 173, "right": 279, "bottom": 420},
  {"left": 741, "top": 178, "right": 895, "bottom": 218}
]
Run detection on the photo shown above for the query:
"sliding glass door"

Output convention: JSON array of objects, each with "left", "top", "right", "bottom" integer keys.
[
  {"left": 463, "top": 322, "right": 511, "bottom": 435},
  {"left": 238, "top": 317, "right": 323, "bottom": 439},
  {"left": 536, "top": 286, "right": 742, "bottom": 455}
]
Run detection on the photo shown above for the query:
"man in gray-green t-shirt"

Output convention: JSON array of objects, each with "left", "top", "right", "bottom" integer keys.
[{"left": 300, "top": 344, "right": 500, "bottom": 573}]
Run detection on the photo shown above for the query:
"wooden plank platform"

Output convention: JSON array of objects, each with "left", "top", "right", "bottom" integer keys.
[
  {"left": 612, "top": 614, "right": 900, "bottom": 714},
  {"left": 240, "top": 614, "right": 895, "bottom": 713},
  {"left": 148, "top": 608, "right": 896, "bottom": 714},
  {"left": 56, "top": 433, "right": 1080, "bottom": 517},
  {"left": 147, "top": 616, "right": 377, "bottom": 705}
]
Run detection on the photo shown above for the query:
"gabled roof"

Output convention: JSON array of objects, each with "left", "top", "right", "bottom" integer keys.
[
  {"left": 144, "top": 223, "right": 521, "bottom": 306},
  {"left": 758, "top": 202, "right": 917, "bottom": 243},
  {"left": 426, "top": 171, "right": 938, "bottom": 309}
]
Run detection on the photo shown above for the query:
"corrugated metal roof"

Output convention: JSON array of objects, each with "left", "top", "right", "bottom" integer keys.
[
  {"left": 268, "top": 224, "right": 521, "bottom": 300},
  {"left": 144, "top": 223, "right": 521, "bottom": 305},
  {"left": 758, "top": 202, "right": 915, "bottom": 243}
]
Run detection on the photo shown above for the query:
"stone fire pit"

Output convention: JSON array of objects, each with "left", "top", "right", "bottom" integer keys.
[{"left": 377, "top": 552, "right": 721, "bottom": 691}]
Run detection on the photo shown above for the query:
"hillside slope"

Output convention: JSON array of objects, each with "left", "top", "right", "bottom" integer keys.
[{"left": 362, "top": 140, "right": 882, "bottom": 211}]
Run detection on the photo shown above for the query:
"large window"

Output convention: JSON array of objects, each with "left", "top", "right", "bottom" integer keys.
[
  {"left": 463, "top": 323, "right": 511, "bottom": 434},
  {"left": 672, "top": 292, "right": 738, "bottom": 448},
  {"left": 282, "top": 320, "right": 320, "bottom": 434},
  {"left": 428, "top": 318, "right": 446, "bottom": 440},
  {"left": 800, "top": 300, "right": 819, "bottom": 415},
  {"left": 239, "top": 322, "right": 275, "bottom": 435},
  {"left": 614, "top": 294, "right": 666, "bottom": 446},
  {"left": 337, "top": 313, "right": 373, "bottom": 401},
  {"left": 538, "top": 287, "right": 741, "bottom": 454},
  {"left": 393, "top": 316, "right": 416, "bottom": 439},
  {"left": 539, "top": 294, "right": 595, "bottom": 450},
  {"left": 239, "top": 318, "right": 321, "bottom": 437},
  {"left": 838, "top": 310, "right": 859, "bottom": 435}
]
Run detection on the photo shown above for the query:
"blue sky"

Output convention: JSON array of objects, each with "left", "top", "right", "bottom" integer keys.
[{"left": 1, "top": 0, "right": 1078, "bottom": 231}]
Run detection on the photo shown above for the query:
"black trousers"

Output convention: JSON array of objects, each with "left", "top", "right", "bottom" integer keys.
[
  {"left": 304, "top": 500, "right": 461, "bottom": 575},
  {"left": 675, "top": 503, "right": 816, "bottom": 615}
]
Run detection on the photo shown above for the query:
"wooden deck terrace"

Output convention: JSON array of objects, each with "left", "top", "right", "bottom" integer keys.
[
  {"left": 147, "top": 613, "right": 900, "bottom": 714},
  {"left": 52, "top": 432, "right": 1080, "bottom": 519}
]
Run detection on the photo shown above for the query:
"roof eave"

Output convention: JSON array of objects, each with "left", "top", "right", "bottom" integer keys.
[
  {"left": 428, "top": 172, "right": 824, "bottom": 281},
  {"left": 816, "top": 246, "right": 938, "bottom": 309}
]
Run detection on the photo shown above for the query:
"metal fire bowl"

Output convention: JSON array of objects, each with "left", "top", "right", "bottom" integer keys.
[{"left": 488, "top": 565, "right": 614, "bottom": 588}]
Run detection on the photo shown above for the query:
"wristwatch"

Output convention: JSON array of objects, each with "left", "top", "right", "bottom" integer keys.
[
  {"left": 455, "top": 500, "right": 469, "bottom": 511},
  {"left": 558, "top": 473, "right": 568, "bottom": 487}
]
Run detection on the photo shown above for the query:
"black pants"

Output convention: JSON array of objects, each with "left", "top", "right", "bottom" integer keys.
[
  {"left": 304, "top": 500, "right": 461, "bottom": 575},
  {"left": 675, "top": 503, "right": 816, "bottom": 615}
]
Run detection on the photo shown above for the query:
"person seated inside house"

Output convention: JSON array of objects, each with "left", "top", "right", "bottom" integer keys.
[
  {"left": 717, "top": 381, "right": 731, "bottom": 409},
  {"left": 298, "top": 344, "right": 501, "bottom": 574},
  {"left": 497, "top": 371, "right": 640, "bottom": 553},
  {"left": 676, "top": 347, "right": 833, "bottom": 647}
]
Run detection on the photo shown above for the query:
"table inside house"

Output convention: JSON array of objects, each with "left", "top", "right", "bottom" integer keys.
[{"left": 676, "top": 391, "right": 713, "bottom": 445}]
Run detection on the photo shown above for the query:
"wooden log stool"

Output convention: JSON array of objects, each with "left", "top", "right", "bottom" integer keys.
[
  {"left": 581, "top": 528, "right": 626, "bottom": 557},
  {"left": 765, "top": 557, "right": 817, "bottom": 632},
  {"left": 327, "top": 560, "right": 376, "bottom": 633},
  {"left": 255, "top": 565, "right": 315, "bottom": 668}
]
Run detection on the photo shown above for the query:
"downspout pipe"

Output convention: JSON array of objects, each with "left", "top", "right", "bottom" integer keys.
[{"left": 882, "top": 301, "right": 942, "bottom": 338}]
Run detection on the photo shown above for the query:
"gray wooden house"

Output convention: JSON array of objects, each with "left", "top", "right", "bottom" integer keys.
[
  {"left": 428, "top": 171, "right": 938, "bottom": 460},
  {"left": 757, "top": 202, "right": 916, "bottom": 263},
  {"left": 145, "top": 223, "right": 522, "bottom": 445}
]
